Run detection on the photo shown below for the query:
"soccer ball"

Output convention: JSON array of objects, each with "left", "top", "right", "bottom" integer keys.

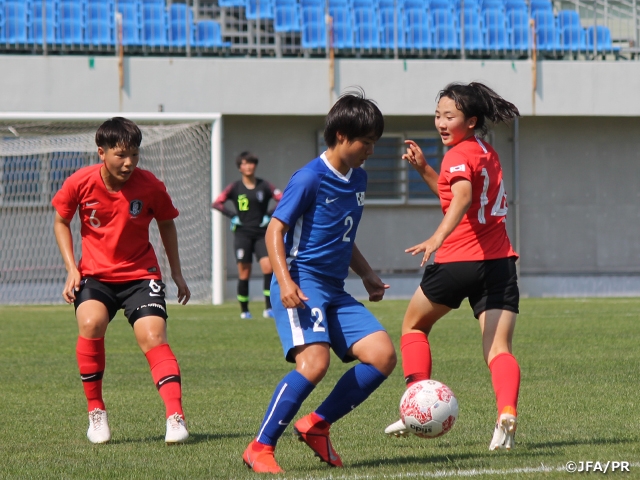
[{"left": 399, "top": 380, "right": 458, "bottom": 438}]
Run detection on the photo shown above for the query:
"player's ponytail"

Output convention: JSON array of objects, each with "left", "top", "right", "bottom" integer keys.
[{"left": 437, "top": 82, "right": 520, "bottom": 136}]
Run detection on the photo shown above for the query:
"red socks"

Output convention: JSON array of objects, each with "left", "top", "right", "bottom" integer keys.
[
  {"left": 400, "top": 332, "right": 432, "bottom": 388},
  {"left": 145, "top": 344, "right": 184, "bottom": 418},
  {"left": 489, "top": 352, "right": 520, "bottom": 416},
  {"left": 76, "top": 336, "right": 106, "bottom": 412}
]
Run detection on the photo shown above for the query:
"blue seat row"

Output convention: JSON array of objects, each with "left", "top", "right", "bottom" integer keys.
[{"left": 1, "top": 0, "right": 230, "bottom": 48}]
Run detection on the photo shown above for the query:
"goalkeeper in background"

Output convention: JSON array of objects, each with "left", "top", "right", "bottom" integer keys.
[{"left": 212, "top": 151, "right": 282, "bottom": 319}]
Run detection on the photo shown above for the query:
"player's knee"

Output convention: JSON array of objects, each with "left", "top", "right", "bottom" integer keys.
[{"left": 375, "top": 346, "right": 397, "bottom": 377}]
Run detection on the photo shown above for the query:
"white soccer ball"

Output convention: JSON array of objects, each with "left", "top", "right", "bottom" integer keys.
[{"left": 399, "top": 379, "right": 459, "bottom": 438}]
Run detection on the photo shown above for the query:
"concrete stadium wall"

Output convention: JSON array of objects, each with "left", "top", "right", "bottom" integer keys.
[{"left": 2, "top": 55, "right": 639, "bottom": 298}]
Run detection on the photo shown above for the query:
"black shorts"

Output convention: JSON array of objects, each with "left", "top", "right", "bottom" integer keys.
[
  {"left": 74, "top": 278, "right": 168, "bottom": 326},
  {"left": 420, "top": 257, "right": 519, "bottom": 319},
  {"left": 234, "top": 230, "right": 268, "bottom": 263}
]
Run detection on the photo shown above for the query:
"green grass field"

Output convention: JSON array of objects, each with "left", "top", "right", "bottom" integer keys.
[{"left": 1, "top": 298, "right": 639, "bottom": 479}]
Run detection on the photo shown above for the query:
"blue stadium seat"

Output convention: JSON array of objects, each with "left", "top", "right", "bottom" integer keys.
[
  {"left": 86, "top": 3, "right": 115, "bottom": 45},
  {"left": 507, "top": 8, "right": 528, "bottom": 53},
  {"left": 434, "top": 23, "right": 459, "bottom": 50},
  {"left": 141, "top": 0, "right": 165, "bottom": 4},
  {"left": 504, "top": 0, "right": 526, "bottom": 12},
  {"left": 560, "top": 25, "right": 585, "bottom": 53},
  {"left": 5, "top": 0, "right": 29, "bottom": 43},
  {"left": 353, "top": 7, "right": 379, "bottom": 49},
  {"left": 557, "top": 9, "right": 580, "bottom": 29},
  {"left": 454, "top": 0, "right": 480, "bottom": 12},
  {"left": 354, "top": 0, "right": 376, "bottom": 7},
  {"left": 0, "top": 8, "right": 5, "bottom": 42},
  {"left": 586, "top": 25, "right": 619, "bottom": 56},
  {"left": 58, "top": 2, "right": 85, "bottom": 45},
  {"left": 460, "top": 8, "right": 483, "bottom": 51},
  {"left": 246, "top": 0, "right": 275, "bottom": 20},
  {"left": 30, "top": 1, "right": 57, "bottom": 44},
  {"left": 329, "top": 5, "right": 354, "bottom": 48},
  {"left": 329, "top": 0, "right": 352, "bottom": 7},
  {"left": 429, "top": 0, "right": 454, "bottom": 9},
  {"left": 117, "top": 2, "right": 142, "bottom": 45},
  {"left": 403, "top": 0, "right": 427, "bottom": 9},
  {"left": 143, "top": 3, "right": 168, "bottom": 46},
  {"left": 274, "top": 3, "right": 301, "bottom": 31},
  {"left": 218, "top": 0, "right": 246, "bottom": 6},
  {"left": 483, "top": 9, "right": 508, "bottom": 52},
  {"left": 530, "top": 0, "right": 552, "bottom": 14},
  {"left": 195, "top": 19, "right": 231, "bottom": 47},
  {"left": 431, "top": 7, "right": 458, "bottom": 29},
  {"left": 169, "top": 4, "right": 195, "bottom": 46},
  {"left": 301, "top": 6, "right": 326, "bottom": 48},
  {"left": 378, "top": 0, "right": 397, "bottom": 8},
  {"left": 405, "top": 8, "right": 433, "bottom": 49},
  {"left": 301, "top": 0, "right": 324, "bottom": 7},
  {"left": 481, "top": 0, "right": 504, "bottom": 12},
  {"left": 533, "top": 10, "right": 559, "bottom": 53},
  {"left": 379, "top": 6, "right": 405, "bottom": 49}
]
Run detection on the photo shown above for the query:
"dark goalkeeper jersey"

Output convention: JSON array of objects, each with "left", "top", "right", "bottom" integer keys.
[{"left": 212, "top": 178, "right": 282, "bottom": 234}]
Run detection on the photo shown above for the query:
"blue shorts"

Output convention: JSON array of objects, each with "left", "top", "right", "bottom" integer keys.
[{"left": 271, "top": 271, "right": 385, "bottom": 363}]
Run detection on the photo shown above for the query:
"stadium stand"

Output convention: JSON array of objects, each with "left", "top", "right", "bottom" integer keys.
[{"left": 0, "top": 0, "right": 634, "bottom": 59}]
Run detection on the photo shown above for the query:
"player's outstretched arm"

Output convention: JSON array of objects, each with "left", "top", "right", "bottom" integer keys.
[
  {"left": 405, "top": 179, "right": 472, "bottom": 267},
  {"left": 53, "top": 212, "right": 81, "bottom": 304},
  {"left": 403, "top": 140, "right": 439, "bottom": 196},
  {"left": 157, "top": 219, "right": 191, "bottom": 305},
  {"left": 350, "top": 244, "right": 389, "bottom": 302},
  {"left": 266, "top": 217, "right": 308, "bottom": 309}
]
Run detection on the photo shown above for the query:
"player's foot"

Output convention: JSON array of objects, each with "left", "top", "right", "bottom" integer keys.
[
  {"left": 263, "top": 309, "right": 274, "bottom": 319},
  {"left": 384, "top": 419, "right": 410, "bottom": 437},
  {"left": 243, "top": 439, "right": 284, "bottom": 474},
  {"left": 489, "top": 407, "right": 517, "bottom": 451},
  {"left": 293, "top": 413, "right": 343, "bottom": 467},
  {"left": 87, "top": 408, "right": 111, "bottom": 444},
  {"left": 165, "top": 413, "right": 189, "bottom": 444},
  {"left": 240, "top": 312, "right": 253, "bottom": 319}
]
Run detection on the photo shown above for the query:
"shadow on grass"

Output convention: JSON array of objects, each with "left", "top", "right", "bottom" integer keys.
[{"left": 105, "top": 431, "right": 250, "bottom": 445}]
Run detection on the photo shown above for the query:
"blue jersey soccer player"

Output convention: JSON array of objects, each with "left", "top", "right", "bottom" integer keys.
[{"left": 242, "top": 91, "right": 397, "bottom": 474}]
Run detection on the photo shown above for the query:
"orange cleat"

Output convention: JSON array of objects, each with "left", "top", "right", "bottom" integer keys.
[
  {"left": 293, "top": 413, "right": 343, "bottom": 467},
  {"left": 243, "top": 439, "right": 284, "bottom": 474}
]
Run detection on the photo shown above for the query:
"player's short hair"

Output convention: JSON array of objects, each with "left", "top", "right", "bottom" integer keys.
[
  {"left": 236, "top": 151, "right": 259, "bottom": 168},
  {"left": 95, "top": 117, "right": 142, "bottom": 150},
  {"left": 324, "top": 88, "right": 384, "bottom": 148}
]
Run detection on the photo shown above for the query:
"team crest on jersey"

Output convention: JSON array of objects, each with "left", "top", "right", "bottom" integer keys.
[
  {"left": 356, "top": 192, "right": 365, "bottom": 206},
  {"left": 129, "top": 200, "right": 143, "bottom": 216},
  {"left": 257, "top": 191, "right": 264, "bottom": 202}
]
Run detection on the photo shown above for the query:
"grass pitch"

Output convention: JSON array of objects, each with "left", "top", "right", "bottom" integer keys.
[{"left": 1, "top": 298, "right": 639, "bottom": 479}]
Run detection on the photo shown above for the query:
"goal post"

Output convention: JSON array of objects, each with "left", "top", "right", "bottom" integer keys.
[{"left": 0, "top": 112, "right": 225, "bottom": 305}]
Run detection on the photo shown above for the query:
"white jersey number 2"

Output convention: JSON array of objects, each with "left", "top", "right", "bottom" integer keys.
[{"left": 478, "top": 168, "right": 508, "bottom": 224}]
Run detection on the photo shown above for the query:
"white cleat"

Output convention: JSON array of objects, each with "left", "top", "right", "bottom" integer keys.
[
  {"left": 385, "top": 419, "right": 410, "bottom": 437},
  {"left": 87, "top": 408, "right": 111, "bottom": 444},
  {"left": 262, "top": 309, "right": 274, "bottom": 319},
  {"left": 489, "top": 413, "right": 517, "bottom": 451},
  {"left": 165, "top": 413, "right": 189, "bottom": 444}
]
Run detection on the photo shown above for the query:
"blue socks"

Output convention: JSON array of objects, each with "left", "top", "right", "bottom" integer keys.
[
  {"left": 316, "top": 363, "right": 387, "bottom": 424},
  {"left": 256, "top": 370, "right": 315, "bottom": 446}
]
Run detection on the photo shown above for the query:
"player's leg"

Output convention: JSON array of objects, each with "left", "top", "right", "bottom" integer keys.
[
  {"left": 244, "top": 275, "right": 331, "bottom": 473},
  {"left": 74, "top": 279, "right": 117, "bottom": 444},
  {"left": 257, "top": 246, "right": 274, "bottom": 319},
  {"left": 472, "top": 257, "right": 520, "bottom": 450},
  {"left": 234, "top": 233, "right": 254, "bottom": 318},
  {"left": 123, "top": 279, "right": 188, "bottom": 444},
  {"left": 295, "top": 295, "right": 394, "bottom": 466}
]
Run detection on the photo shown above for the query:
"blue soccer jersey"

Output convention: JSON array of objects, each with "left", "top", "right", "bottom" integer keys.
[{"left": 272, "top": 153, "right": 367, "bottom": 280}]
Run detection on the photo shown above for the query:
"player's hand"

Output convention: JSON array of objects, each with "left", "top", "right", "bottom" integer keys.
[
  {"left": 361, "top": 272, "right": 390, "bottom": 302},
  {"left": 405, "top": 236, "right": 442, "bottom": 267},
  {"left": 280, "top": 279, "right": 309, "bottom": 309},
  {"left": 62, "top": 269, "right": 82, "bottom": 304},
  {"left": 259, "top": 215, "right": 271, "bottom": 228},
  {"left": 402, "top": 140, "right": 428, "bottom": 171},
  {"left": 230, "top": 216, "right": 242, "bottom": 232},
  {"left": 173, "top": 274, "right": 191, "bottom": 305}
]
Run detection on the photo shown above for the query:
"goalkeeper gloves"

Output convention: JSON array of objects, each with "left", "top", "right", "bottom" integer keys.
[
  {"left": 259, "top": 215, "right": 271, "bottom": 228},
  {"left": 230, "top": 216, "right": 242, "bottom": 232}
]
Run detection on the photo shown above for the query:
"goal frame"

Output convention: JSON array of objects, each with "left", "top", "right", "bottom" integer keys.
[{"left": 0, "top": 112, "right": 225, "bottom": 305}]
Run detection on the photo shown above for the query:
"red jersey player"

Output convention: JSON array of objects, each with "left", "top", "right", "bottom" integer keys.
[
  {"left": 385, "top": 83, "right": 521, "bottom": 451},
  {"left": 52, "top": 117, "right": 191, "bottom": 445}
]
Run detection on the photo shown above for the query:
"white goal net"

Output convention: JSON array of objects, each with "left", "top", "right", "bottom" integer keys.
[{"left": 0, "top": 113, "right": 224, "bottom": 305}]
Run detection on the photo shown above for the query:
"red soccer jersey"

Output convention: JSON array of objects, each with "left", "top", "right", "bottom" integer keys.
[
  {"left": 52, "top": 163, "right": 179, "bottom": 282},
  {"left": 435, "top": 136, "right": 518, "bottom": 263}
]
